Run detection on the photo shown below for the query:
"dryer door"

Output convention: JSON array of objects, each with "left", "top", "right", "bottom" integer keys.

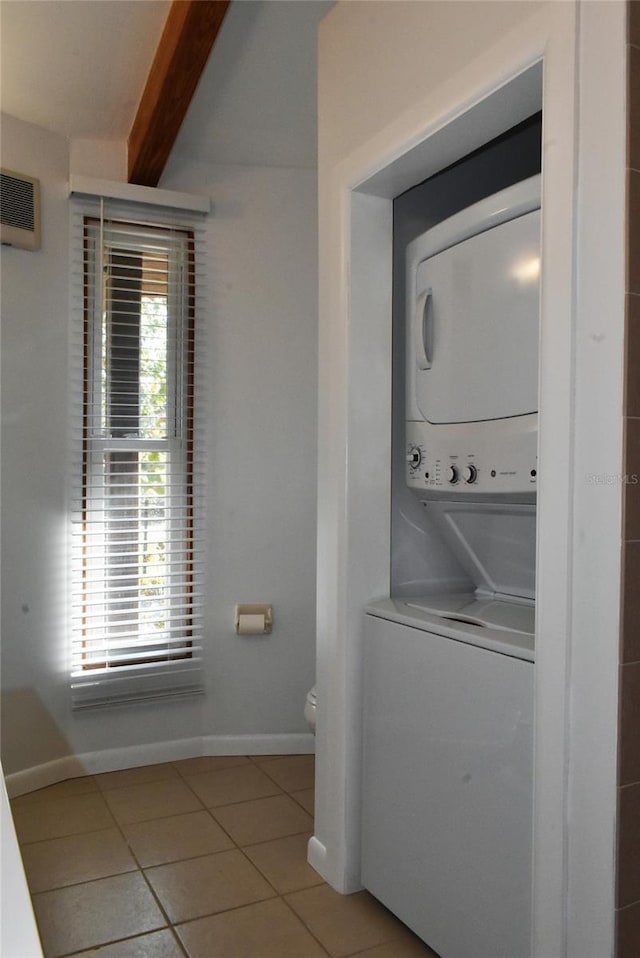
[{"left": 412, "top": 208, "right": 540, "bottom": 424}]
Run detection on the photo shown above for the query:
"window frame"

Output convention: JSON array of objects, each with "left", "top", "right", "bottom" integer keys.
[{"left": 70, "top": 206, "right": 204, "bottom": 708}]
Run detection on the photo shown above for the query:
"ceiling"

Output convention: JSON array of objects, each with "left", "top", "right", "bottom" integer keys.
[
  {"left": 0, "top": 1, "right": 170, "bottom": 139},
  {"left": 0, "top": 0, "right": 333, "bottom": 169}
]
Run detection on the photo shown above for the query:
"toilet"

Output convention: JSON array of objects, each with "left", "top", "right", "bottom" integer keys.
[{"left": 304, "top": 685, "right": 317, "bottom": 732}]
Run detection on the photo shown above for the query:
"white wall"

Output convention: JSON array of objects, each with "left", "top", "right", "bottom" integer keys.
[
  {"left": 1, "top": 113, "right": 78, "bottom": 773},
  {"left": 155, "top": 0, "right": 325, "bottom": 752},
  {"left": 317, "top": 0, "right": 542, "bottom": 166},
  {"left": 161, "top": 158, "right": 319, "bottom": 744},
  {"left": 1, "top": 113, "right": 318, "bottom": 778}
]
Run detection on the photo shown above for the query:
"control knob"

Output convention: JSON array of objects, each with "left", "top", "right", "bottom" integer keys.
[
  {"left": 406, "top": 446, "right": 422, "bottom": 469},
  {"left": 447, "top": 464, "right": 459, "bottom": 484},
  {"left": 463, "top": 464, "right": 478, "bottom": 484}
]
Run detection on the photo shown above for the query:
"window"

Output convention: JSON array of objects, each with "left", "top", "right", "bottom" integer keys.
[{"left": 70, "top": 206, "right": 204, "bottom": 707}]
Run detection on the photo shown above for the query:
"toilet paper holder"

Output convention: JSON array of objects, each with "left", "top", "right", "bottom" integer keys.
[{"left": 235, "top": 603, "right": 273, "bottom": 635}]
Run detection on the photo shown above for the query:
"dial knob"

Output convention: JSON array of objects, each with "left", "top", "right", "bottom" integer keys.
[
  {"left": 447, "top": 464, "right": 459, "bottom": 484},
  {"left": 406, "top": 446, "right": 422, "bottom": 469},
  {"left": 463, "top": 464, "right": 478, "bottom": 484}
]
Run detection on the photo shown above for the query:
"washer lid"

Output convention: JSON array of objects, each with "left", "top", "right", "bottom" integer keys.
[
  {"left": 405, "top": 593, "right": 534, "bottom": 636},
  {"left": 366, "top": 597, "right": 535, "bottom": 661},
  {"left": 424, "top": 501, "right": 536, "bottom": 600}
]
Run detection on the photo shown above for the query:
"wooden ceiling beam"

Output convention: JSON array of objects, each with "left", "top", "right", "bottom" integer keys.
[{"left": 128, "top": 0, "right": 230, "bottom": 187}]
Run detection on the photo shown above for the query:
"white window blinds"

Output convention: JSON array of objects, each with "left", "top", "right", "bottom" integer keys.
[{"left": 69, "top": 196, "right": 207, "bottom": 708}]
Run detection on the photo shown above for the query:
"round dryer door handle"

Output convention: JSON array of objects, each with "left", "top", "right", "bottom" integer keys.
[{"left": 414, "top": 288, "right": 433, "bottom": 370}]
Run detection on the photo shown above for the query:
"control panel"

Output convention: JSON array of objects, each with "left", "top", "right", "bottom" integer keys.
[{"left": 405, "top": 418, "right": 537, "bottom": 499}]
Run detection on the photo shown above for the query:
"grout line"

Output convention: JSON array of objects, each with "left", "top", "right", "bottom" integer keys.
[
  {"left": 136, "top": 866, "right": 190, "bottom": 956},
  {"left": 187, "top": 788, "right": 287, "bottom": 811},
  {"left": 55, "top": 927, "right": 178, "bottom": 958},
  {"left": 94, "top": 775, "right": 182, "bottom": 795},
  {"left": 228, "top": 825, "right": 316, "bottom": 851},
  {"left": 28, "top": 870, "right": 141, "bottom": 904},
  {"left": 277, "top": 892, "right": 335, "bottom": 957},
  {"left": 200, "top": 804, "right": 245, "bottom": 848},
  {"left": 10, "top": 778, "right": 101, "bottom": 804},
  {"left": 288, "top": 788, "right": 316, "bottom": 815},
  {"left": 14, "top": 821, "right": 124, "bottom": 850},
  {"left": 168, "top": 926, "right": 191, "bottom": 958},
  {"left": 10, "top": 783, "right": 102, "bottom": 806},
  {"left": 171, "top": 755, "right": 252, "bottom": 772},
  {"left": 168, "top": 892, "right": 294, "bottom": 939},
  {"left": 241, "top": 828, "right": 315, "bottom": 852},
  {"left": 109, "top": 809, "right": 208, "bottom": 827},
  {"left": 14, "top": 800, "right": 122, "bottom": 849}
]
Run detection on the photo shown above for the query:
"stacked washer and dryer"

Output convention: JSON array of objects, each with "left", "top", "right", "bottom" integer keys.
[{"left": 361, "top": 175, "right": 541, "bottom": 958}]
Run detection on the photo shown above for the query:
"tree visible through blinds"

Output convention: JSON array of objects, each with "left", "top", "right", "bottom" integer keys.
[{"left": 70, "top": 213, "right": 203, "bottom": 707}]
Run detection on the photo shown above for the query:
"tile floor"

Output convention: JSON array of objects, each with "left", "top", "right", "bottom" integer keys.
[{"left": 11, "top": 754, "right": 438, "bottom": 958}]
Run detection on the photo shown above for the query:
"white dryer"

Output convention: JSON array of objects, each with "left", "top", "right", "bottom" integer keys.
[{"left": 405, "top": 174, "right": 540, "bottom": 500}]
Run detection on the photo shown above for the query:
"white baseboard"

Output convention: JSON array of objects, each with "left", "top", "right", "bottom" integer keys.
[
  {"left": 200, "top": 733, "right": 315, "bottom": 756},
  {"left": 307, "top": 835, "right": 328, "bottom": 875},
  {"left": 5, "top": 755, "right": 89, "bottom": 799},
  {"left": 307, "top": 834, "right": 363, "bottom": 894},
  {"left": 4, "top": 732, "right": 315, "bottom": 798}
]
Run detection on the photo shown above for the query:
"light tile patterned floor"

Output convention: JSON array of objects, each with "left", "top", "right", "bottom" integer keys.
[{"left": 12, "top": 755, "right": 438, "bottom": 958}]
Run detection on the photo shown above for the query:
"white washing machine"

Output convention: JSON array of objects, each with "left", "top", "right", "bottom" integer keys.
[
  {"left": 362, "top": 501, "right": 535, "bottom": 958},
  {"left": 361, "top": 593, "right": 533, "bottom": 958}
]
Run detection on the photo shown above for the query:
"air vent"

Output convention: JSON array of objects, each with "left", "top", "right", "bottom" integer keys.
[{"left": 1, "top": 168, "right": 41, "bottom": 250}]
